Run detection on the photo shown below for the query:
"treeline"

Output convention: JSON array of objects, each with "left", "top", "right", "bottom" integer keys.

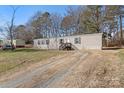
[{"left": 1, "top": 5, "right": 124, "bottom": 44}]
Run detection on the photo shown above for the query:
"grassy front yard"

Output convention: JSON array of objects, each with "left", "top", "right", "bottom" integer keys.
[{"left": 0, "top": 48, "right": 64, "bottom": 74}]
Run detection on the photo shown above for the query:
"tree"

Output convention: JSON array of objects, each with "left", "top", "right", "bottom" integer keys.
[
  {"left": 61, "top": 15, "right": 74, "bottom": 36},
  {"left": 28, "top": 11, "right": 52, "bottom": 49},
  {"left": 13, "top": 25, "right": 26, "bottom": 39},
  {"left": 50, "top": 13, "right": 62, "bottom": 48},
  {"left": 6, "top": 6, "right": 19, "bottom": 50},
  {"left": 79, "top": 5, "right": 104, "bottom": 33},
  {"left": 61, "top": 6, "right": 84, "bottom": 36},
  {"left": 41, "top": 12, "right": 52, "bottom": 39},
  {"left": 13, "top": 25, "right": 34, "bottom": 44},
  {"left": 116, "top": 6, "right": 124, "bottom": 45},
  {"left": 50, "top": 13, "right": 62, "bottom": 37},
  {"left": 104, "top": 6, "right": 124, "bottom": 46},
  {"left": 29, "top": 11, "right": 44, "bottom": 39},
  {"left": 66, "top": 6, "right": 85, "bottom": 35},
  {"left": 28, "top": 11, "right": 52, "bottom": 39}
]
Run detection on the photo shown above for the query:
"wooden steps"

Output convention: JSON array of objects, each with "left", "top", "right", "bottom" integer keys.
[
  {"left": 59, "top": 43, "right": 73, "bottom": 50},
  {"left": 59, "top": 43, "right": 78, "bottom": 50}
]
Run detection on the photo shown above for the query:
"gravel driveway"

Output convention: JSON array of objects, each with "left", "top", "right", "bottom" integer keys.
[
  {"left": 0, "top": 51, "right": 89, "bottom": 88},
  {"left": 0, "top": 50, "right": 122, "bottom": 88}
]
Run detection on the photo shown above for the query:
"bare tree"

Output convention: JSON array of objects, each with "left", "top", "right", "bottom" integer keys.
[
  {"left": 7, "top": 6, "right": 19, "bottom": 50},
  {"left": 61, "top": 15, "right": 73, "bottom": 36},
  {"left": 51, "top": 13, "right": 62, "bottom": 37},
  {"left": 50, "top": 13, "right": 62, "bottom": 48},
  {"left": 29, "top": 11, "right": 44, "bottom": 39},
  {"left": 28, "top": 11, "right": 52, "bottom": 49},
  {"left": 66, "top": 6, "right": 84, "bottom": 35},
  {"left": 104, "top": 6, "right": 124, "bottom": 46},
  {"left": 61, "top": 6, "right": 85, "bottom": 36}
]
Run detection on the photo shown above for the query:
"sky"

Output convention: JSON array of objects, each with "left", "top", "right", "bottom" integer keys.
[{"left": 0, "top": 5, "right": 77, "bottom": 26}]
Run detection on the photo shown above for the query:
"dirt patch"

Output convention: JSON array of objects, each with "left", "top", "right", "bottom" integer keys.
[
  {"left": 0, "top": 53, "right": 69, "bottom": 82},
  {"left": 49, "top": 50, "right": 121, "bottom": 88},
  {"left": 0, "top": 50, "right": 123, "bottom": 88}
]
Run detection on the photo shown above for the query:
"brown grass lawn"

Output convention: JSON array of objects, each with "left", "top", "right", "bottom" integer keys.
[
  {"left": 118, "top": 49, "right": 124, "bottom": 62},
  {"left": 0, "top": 48, "right": 64, "bottom": 75},
  {"left": 1, "top": 48, "right": 124, "bottom": 87}
]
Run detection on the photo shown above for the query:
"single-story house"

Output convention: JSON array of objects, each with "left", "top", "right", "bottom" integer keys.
[
  {"left": 2, "top": 39, "right": 25, "bottom": 48},
  {"left": 33, "top": 33, "right": 103, "bottom": 50}
]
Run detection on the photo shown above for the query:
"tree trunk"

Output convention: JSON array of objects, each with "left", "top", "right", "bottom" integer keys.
[{"left": 120, "top": 15, "right": 123, "bottom": 46}]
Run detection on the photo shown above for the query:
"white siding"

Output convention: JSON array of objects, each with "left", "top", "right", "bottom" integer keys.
[
  {"left": 82, "top": 34, "right": 102, "bottom": 49},
  {"left": 33, "top": 33, "right": 102, "bottom": 50}
]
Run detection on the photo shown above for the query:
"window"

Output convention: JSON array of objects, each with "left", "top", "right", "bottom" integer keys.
[
  {"left": 38, "top": 40, "right": 40, "bottom": 45},
  {"left": 46, "top": 40, "right": 49, "bottom": 45},
  {"left": 59, "top": 39, "right": 64, "bottom": 44},
  {"left": 41, "top": 40, "right": 45, "bottom": 45},
  {"left": 74, "top": 37, "right": 81, "bottom": 44}
]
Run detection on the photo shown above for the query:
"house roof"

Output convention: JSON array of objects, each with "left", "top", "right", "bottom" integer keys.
[{"left": 34, "top": 33, "right": 103, "bottom": 40}]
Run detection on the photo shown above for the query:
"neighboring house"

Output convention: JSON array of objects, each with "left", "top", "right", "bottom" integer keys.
[
  {"left": 33, "top": 33, "right": 103, "bottom": 50},
  {"left": 2, "top": 39, "right": 25, "bottom": 48}
]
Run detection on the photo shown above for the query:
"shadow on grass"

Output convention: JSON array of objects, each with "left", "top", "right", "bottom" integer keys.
[
  {"left": 102, "top": 47, "right": 122, "bottom": 50},
  {"left": 14, "top": 48, "right": 46, "bottom": 52},
  {"left": 0, "top": 48, "right": 48, "bottom": 53}
]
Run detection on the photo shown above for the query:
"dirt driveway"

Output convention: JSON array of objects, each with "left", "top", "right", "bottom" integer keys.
[{"left": 0, "top": 50, "right": 123, "bottom": 88}]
